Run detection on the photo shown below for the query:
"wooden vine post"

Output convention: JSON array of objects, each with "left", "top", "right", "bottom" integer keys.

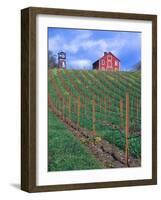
[
  {"left": 92, "top": 97, "right": 96, "bottom": 135},
  {"left": 62, "top": 97, "right": 65, "bottom": 120},
  {"left": 84, "top": 98, "right": 87, "bottom": 129},
  {"left": 77, "top": 96, "right": 80, "bottom": 128},
  {"left": 120, "top": 98, "right": 123, "bottom": 129},
  {"left": 68, "top": 96, "right": 71, "bottom": 120},
  {"left": 125, "top": 93, "right": 129, "bottom": 167},
  {"left": 83, "top": 97, "right": 86, "bottom": 129}
]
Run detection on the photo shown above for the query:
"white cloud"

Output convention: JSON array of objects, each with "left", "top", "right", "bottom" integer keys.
[
  {"left": 48, "top": 30, "right": 140, "bottom": 58},
  {"left": 48, "top": 30, "right": 141, "bottom": 69},
  {"left": 49, "top": 30, "right": 93, "bottom": 54},
  {"left": 69, "top": 59, "right": 92, "bottom": 70}
]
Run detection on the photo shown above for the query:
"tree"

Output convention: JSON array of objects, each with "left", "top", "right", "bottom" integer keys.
[{"left": 48, "top": 50, "right": 58, "bottom": 68}]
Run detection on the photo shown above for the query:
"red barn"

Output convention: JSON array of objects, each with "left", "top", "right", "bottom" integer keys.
[{"left": 93, "top": 52, "right": 120, "bottom": 71}]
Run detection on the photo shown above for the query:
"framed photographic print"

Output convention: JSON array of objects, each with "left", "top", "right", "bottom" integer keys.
[{"left": 21, "top": 7, "right": 157, "bottom": 192}]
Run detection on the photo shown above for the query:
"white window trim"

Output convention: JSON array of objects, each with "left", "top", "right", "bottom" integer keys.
[
  {"left": 115, "top": 60, "right": 118, "bottom": 66},
  {"left": 102, "top": 59, "right": 105, "bottom": 64}
]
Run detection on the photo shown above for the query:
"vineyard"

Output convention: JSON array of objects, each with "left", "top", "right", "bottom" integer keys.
[{"left": 48, "top": 69, "right": 141, "bottom": 171}]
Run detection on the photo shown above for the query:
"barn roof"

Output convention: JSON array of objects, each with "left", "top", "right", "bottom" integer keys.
[
  {"left": 93, "top": 59, "right": 99, "bottom": 65},
  {"left": 92, "top": 51, "right": 120, "bottom": 65},
  {"left": 107, "top": 52, "right": 120, "bottom": 61}
]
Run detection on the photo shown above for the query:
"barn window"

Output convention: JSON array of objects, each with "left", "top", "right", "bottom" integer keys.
[
  {"left": 108, "top": 55, "right": 112, "bottom": 60},
  {"left": 102, "top": 60, "right": 105, "bottom": 64},
  {"left": 115, "top": 61, "right": 118, "bottom": 66}
]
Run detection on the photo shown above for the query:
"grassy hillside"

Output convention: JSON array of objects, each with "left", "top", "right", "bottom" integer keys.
[
  {"left": 48, "top": 69, "right": 141, "bottom": 170},
  {"left": 48, "top": 110, "right": 103, "bottom": 171}
]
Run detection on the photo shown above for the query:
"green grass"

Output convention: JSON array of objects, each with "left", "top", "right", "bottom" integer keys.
[
  {"left": 96, "top": 128, "right": 141, "bottom": 158},
  {"left": 48, "top": 110, "right": 103, "bottom": 171},
  {"left": 48, "top": 69, "right": 141, "bottom": 158}
]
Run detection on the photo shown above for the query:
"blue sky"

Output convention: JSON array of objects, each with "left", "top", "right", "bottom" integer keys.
[{"left": 48, "top": 28, "right": 141, "bottom": 71}]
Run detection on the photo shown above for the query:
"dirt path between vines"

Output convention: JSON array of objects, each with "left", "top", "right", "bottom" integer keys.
[{"left": 48, "top": 94, "right": 141, "bottom": 169}]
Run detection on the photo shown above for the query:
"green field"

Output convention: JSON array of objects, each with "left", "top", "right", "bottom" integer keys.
[
  {"left": 48, "top": 110, "right": 103, "bottom": 171},
  {"left": 48, "top": 69, "right": 141, "bottom": 171}
]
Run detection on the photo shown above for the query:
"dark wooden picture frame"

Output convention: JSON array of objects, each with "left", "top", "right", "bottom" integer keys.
[{"left": 21, "top": 7, "right": 157, "bottom": 193}]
